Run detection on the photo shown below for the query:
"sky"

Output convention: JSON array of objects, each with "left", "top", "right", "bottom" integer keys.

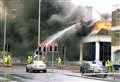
[{"left": 70, "top": 0, "right": 120, "bottom": 20}]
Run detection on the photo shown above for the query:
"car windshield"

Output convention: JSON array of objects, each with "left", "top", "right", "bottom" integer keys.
[
  {"left": 89, "top": 62, "right": 104, "bottom": 68},
  {"left": 91, "top": 64, "right": 103, "bottom": 68}
]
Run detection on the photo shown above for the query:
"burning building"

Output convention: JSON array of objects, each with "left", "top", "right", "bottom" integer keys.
[
  {"left": 111, "top": 5, "right": 120, "bottom": 68},
  {"left": 80, "top": 20, "right": 111, "bottom": 64}
]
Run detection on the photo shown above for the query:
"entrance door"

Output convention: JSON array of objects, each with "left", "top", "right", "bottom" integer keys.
[{"left": 100, "top": 42, "right": 111, "bottom": 65}]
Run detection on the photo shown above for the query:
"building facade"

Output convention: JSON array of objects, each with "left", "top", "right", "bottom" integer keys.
[
  {"left": 80, "top": 21, "right": 111, "bottom": 64},
  {"left": 112, "top": 5, "right": 120, "bottom": 66},
  {"left": 80, "top": 32, "right": 111, "bottom": 64}
]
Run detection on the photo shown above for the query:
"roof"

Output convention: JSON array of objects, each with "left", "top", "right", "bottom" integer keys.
[{"left": 96, "top": 29, "right": 111, "bottom": 35}]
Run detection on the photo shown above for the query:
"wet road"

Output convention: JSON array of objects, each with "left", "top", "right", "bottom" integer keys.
[{"left": 0, "top": 66, "right": 117, "bottom": 82}]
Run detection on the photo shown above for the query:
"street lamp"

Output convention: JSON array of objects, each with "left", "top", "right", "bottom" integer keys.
[
  {"left": 38, "top": 0, "right": 41, "bottom": 45},
  {"left": 3, "top": 7, "right": 6, "bottom": 52},
  {"left": 3, "top": 7, "right": 16, "bottom": 52},
  {"left": 37, "top": 0, "right": 41, "bottom": 60}
]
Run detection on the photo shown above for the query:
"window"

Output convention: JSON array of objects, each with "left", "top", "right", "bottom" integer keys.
[
  {"left": 83, "top": 42, "right": 95, "bottom": 61},
  {"left": 43, "top": 46, "right": 46, "bottom": 51},
  {"left": 100, "top": 42, "right": 111, "bottom": 62},
  {"left": 115, "top": 31, "right": 120, "bottom": 39},
  {"left": 115, "top": 51, "right": 120, "bottom": 64},
  {"left": 50, "top": 46, "right": 52, "bottom": 51},
  {"left": 39, "top": 47, "right": 41, "bottom": 52},
  {"left": 54, "top": 46, "right": 58, "bottom": 51}
]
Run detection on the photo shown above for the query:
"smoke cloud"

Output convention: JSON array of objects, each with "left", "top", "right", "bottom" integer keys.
[
  {"left": 47, "top": 14, "right": 65, "bottom": 24},
  {"left": 48, "top": 0, "right": 93, "bottom": 26}
]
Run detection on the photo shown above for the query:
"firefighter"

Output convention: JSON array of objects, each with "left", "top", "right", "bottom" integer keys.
[
  {"left": 105, "top": 59, "right": 113, "bottom": 72},
  {"left": 27, "top": 56, "right": 33, "bottom": 64},
  {"left": 3, "top": 55, "right": 8, "bottom": 66},
  {"left": 2, "top": 51, "right": 12, "bottom": 67},
  {"left": 7, "top": 55, "right": 12, "bottom": 66},
  {"left": 56, "top": 56, "right": 62, "bottom": 67}
]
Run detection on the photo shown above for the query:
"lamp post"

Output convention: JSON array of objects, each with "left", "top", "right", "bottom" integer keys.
[
  {"left": 38, "top": 0, "right": 41, "bottom": 45},
  {"left": 3, "top": 8, "right": 16, "bottom": 52},
  {"left": 3, "top": 7, "right": 6, "bottom": 52},
  {"left": 38, "top": 0, "right": 41, "bottom": 60}
]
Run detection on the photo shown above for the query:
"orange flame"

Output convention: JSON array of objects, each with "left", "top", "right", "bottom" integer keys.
[{"left": 95, "top": 21, "right": 111, "bottom": 31}]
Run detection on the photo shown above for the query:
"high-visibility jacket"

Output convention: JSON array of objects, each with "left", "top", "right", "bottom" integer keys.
[
  {"left": 105, "top": 60, "right": 113, "bottom": 67},
  {"left": 57, "top": 57, "right": 61, "bottom": 64},
  {"left": 105, "top": 61, "right": 108, "bottom": 67},
  {"left": 4, "top": 57, "right": 8, "bottom": 63},
  {"left": 27, "top": 56, "right": 33, "bottom": 63},
  {"left": 109, "top": 60, "right": 113, "bottom": 67}
]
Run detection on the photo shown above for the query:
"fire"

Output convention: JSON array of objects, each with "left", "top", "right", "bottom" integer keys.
[{"left": 95, "top": 21, "right": 111, "bottom": 31}]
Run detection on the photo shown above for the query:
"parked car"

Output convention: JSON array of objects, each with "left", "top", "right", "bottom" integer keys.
[
  {"left": 80, "top": 61, "right": 108, "bottom": 77},
  {"left": 26, "top": 60, "right": 47, "bottom": 73}
]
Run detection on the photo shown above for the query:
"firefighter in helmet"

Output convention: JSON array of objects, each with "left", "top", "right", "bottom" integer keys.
[{"left": 27, "top": 56, "right": 33, "bottom": 64}]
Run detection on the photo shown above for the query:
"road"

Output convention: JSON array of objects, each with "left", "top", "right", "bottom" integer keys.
[{"left": 0, "top": 66, "right": 118, "bottom": 82}]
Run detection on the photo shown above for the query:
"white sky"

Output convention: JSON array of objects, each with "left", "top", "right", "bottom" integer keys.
[{"left": 70, "top": 0, "right": 120, "bottom": 20}]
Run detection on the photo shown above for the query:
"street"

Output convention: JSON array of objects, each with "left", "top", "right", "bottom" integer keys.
[
  {"left": 0, "top": 66, "right": 117, "bottom": 82},
  {"left": 0, "top": 0, "right": 120, "bottom": 82}
]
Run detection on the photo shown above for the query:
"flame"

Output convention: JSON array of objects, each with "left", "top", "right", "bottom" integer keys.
[{"left": 95, "top": 21, "right": 111, "bottom": 31}]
